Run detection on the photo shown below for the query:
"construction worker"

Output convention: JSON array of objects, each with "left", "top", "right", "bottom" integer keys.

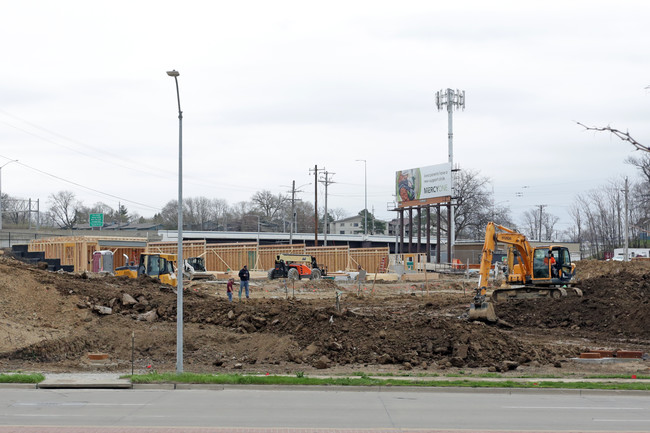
[
  {"left": 545, "top": 252, "right": 557, "bottom": 277},
  {"left": 238, "top": 265, "right": 250, "bottom": 300},
  {"left": 226, "top": 278, "right": 234, "bottom": 302}
]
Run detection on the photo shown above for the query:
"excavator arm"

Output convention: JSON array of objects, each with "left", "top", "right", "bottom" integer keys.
[
  {"left": 476, "top": 223, "right": 533, "bottom": 297},
  {"left": 472, "top": 222, "right": 534, "bottom": 322}
]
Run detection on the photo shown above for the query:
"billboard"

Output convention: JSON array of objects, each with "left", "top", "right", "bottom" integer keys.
[{"left": 395, "top": 163, "right": 452, "bottom": 206}]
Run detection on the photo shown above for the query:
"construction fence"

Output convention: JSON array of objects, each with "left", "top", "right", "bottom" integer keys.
[{"left": 28, "top": 236, "right": 390, "bottom": 274}]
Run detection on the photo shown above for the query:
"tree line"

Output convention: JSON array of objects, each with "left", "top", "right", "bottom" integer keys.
[{"left": 2, "top": 156, "right": 647, "bottom": 259}]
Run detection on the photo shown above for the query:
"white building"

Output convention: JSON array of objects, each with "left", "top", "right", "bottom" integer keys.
[
  {"left": 329, "top": 215, "right": 364, "bottom": 235},
  {"left": 612, "top": 248, "right": 650, "bottom": 260}
]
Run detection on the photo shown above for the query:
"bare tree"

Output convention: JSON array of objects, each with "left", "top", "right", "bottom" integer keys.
[
  {"left": 184, "top": 196, "right": 212, "bottom": 230},
  {"left": 2, "top": 193, "right": 30, "bottom": 226},
  {"left": 542, "top": 212, "right": 560, "bottom": 241},
  {"left": 210, "top": 198, "right": 229, "bottom": 230},
  {"left": 521, "top": 209, "right": 538, "bottom": 240},
  {"left": 567, "top": 203, "right": 583, "bottom": 259},
  {"left": 577, "top": 122, "right": 649, "bottom": 152},
  {"left": 625, "top": 154, "right": 650, "bottom": 184},
  {"left": 294, "top": 200, "right": 315, "bottom": 233},
  {"left": 48, "top": 190, "right": 80, "bottom": 229},
  {"left": 329, "top": 207, "right": 349, "bottom": 221},
  {"left": 451, "top": 169, "right": 514, "bottom": 240},
  {"left": 251, "top": 190, "right": 289, "bottom": 220},
  {"left": 159, "top": 200, "right": 178, "bottom": 229}
]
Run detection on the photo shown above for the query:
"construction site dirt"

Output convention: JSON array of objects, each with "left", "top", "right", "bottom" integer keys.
[{"left": 0, "top": 254, "right": 648, "bottom": 377}]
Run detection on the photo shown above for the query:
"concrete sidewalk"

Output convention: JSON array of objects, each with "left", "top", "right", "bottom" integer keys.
[{"left": 38, "top": 373, "right": 131, "bottom": 389}]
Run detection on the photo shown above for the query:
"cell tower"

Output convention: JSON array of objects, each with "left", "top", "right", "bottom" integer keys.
[{"left": 435, "top": 88, "right": 465, "bottom": 258}]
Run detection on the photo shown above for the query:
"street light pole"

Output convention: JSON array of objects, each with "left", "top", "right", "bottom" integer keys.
[
  {"left": 0, "top": 159, "right": 18, "bottom": 231},
  {"left": 166, "top": 69, "right": 184, "bottom": 374},
  {"left": 355, "top": 159, "right": 367, "bottom": 237}
]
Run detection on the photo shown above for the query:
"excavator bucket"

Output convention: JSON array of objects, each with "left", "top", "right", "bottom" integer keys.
[{"left": 469, "top": 301, "right": 498, "bottom": 322}]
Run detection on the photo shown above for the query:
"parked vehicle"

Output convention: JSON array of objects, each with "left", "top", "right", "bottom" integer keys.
[{"left": 267, "top": 254, "right": 326, "bottom": 280}]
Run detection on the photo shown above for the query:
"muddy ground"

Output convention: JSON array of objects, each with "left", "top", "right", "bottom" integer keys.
[{"left": 0, "top": 253, "right": 648, "bottom": 377}]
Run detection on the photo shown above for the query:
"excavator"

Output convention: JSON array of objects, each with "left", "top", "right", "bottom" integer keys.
[{"left": 469, "top": 222, "right": 582, "bottom": 322}]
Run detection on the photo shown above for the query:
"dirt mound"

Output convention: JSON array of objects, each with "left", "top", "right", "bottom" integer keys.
[
  {"left": 575, "top": 259, "right": 650, "bottom": 279},
  {"left": 497, "top": 264, "right": 650, "bottom": 341},
  {"left": 0, "top": 254, "right": 645, "bottom": 374}
]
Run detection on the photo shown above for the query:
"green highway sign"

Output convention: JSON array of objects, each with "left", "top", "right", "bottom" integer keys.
[{"left": 89, "top": 213, "right": 104, "bottom": 228}]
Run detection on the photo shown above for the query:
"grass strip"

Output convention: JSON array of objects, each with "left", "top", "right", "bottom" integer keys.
[
  {"left": 126, "top": 373, "right": 650, "bottom": 391},
  {"left": 0, "top": 373, "right": 45, "bottom": 383},
  {"left": 586, "top": 374, "right": 650, "bottom": 380}
]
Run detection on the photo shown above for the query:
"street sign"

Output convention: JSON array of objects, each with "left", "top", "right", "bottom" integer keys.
[{"left": 89, "top": 213, "right": 104, "bottom": 228}]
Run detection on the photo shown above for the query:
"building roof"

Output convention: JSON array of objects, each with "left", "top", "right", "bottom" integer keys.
[{"left": 332, "top": 215, "right": 364, "bottom": 223}]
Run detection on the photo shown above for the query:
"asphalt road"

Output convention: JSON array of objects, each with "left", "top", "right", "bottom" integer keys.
[{"left": 0, "top": 387, "right": 648, "bottom": 432}]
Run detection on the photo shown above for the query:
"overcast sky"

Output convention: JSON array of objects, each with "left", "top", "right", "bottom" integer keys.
[{"left": 1, "top": 0, "right": 648, "bottom": 232}]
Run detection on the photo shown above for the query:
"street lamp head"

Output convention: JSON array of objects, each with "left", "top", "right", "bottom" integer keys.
[{"left": 166, "top": 70, "right": 180, "bottom": 77}]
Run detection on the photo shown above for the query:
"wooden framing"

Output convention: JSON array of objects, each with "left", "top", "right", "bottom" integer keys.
[
  {"left": 305, "top": 246, "right": 351, "bottom": 273},
  {"left": 349, "top": 247, "right": 390, "bottom": 273},
  {"left": 389, "top": 253, "right": 428, "bottom": 272},
  {"left": 147, "top": 240, "right": 207, "bottom": 259},
  {"left": 206, "top": 242, "right": 258, "bottom": 272},
  {"left": 257, "top": 244, "right": 306, "bottom": 271},
  {"left": 29, "top": 236, "right": 147, "bottom": 272},
  {"left": 28, "top": 237, "right": 393, "bottom": 274}
]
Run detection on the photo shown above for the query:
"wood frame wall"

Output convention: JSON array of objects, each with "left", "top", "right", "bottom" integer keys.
[
  {"left": 29, "top": 236, "right": 147, "bottom": 272},
  {"left": 30, "top": 237, "right": 390, "bottom": 274}
]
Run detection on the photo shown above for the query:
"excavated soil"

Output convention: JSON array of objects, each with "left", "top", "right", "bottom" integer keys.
[{"left": 0, "top": 253, "right": 648, "bottom": 376}]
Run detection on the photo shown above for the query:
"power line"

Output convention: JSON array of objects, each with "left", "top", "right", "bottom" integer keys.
[
  {"left": 0, "top": 110, "right": 176, "bottom": 181},
  {"left": 0, "top": 154, "right": 161, "bottom": 211}
]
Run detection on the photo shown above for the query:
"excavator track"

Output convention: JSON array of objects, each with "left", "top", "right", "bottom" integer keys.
[
  {"left": 491, "top": 285, "right": 582, "bottom": 303},
  {"left": 469, "top": 285, "right": 583, "bottom": 323}
]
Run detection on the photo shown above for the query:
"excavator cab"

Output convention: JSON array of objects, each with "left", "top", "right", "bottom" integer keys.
[{"left": 532, "top": 247, "right": 574, "bottom": 282}]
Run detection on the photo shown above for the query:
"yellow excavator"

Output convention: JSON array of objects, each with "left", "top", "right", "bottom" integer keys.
[
  {"left": 469, "top": 222, "right": 582, "bottom": 322},
  {"left": 115, "top": 253, "right": 178, "bottom": 288}
]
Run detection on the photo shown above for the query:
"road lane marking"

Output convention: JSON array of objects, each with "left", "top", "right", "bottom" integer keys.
[
  {"left": 594, "top": 419, "right": 650, "bottom": 422},
  {"left": 13, "top": 403, "right": 146, "bottom": 407},
  {"left": 503, "top": 406, "right": 644, "bottom": 410}
]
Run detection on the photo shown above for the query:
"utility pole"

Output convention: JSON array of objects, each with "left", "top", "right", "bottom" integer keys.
[
  {"left": 318, "top": 171, "right": 335, "bottom": 246},
  {"left": 623, "top": 177, "right": 630, "bottom": 262},
  {"left": 436, "top": 88, "right": 465, "bottom": 261},
  {"left": 537, "top": 204, "right": 546, "bottom": 241},
  {"left": 290, "top": 180, "right": 296, "bottom": 244},
  {"left": 309, "top": 165, "right": 324, "bottom": 246},
  {"left": 286, "top": 181, "right": 308, "bottom": 244}
]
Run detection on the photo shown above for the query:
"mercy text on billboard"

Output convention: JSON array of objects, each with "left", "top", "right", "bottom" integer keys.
[{"left": 395, "top": 163, "right": 452, "bottom": 204}]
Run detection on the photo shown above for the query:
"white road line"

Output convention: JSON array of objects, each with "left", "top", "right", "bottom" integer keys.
[
  {"left": 594, "top": 419, "right": 650, "bottom": 423},
  {"left": 503, "top": 406, "right": 644, "bottom": 410},
  {"left": 5, "top": 414, "right": 86, "bottom": 417},
  {"left": 13, "top": 403, "right": 146, "bottom": 407}
]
